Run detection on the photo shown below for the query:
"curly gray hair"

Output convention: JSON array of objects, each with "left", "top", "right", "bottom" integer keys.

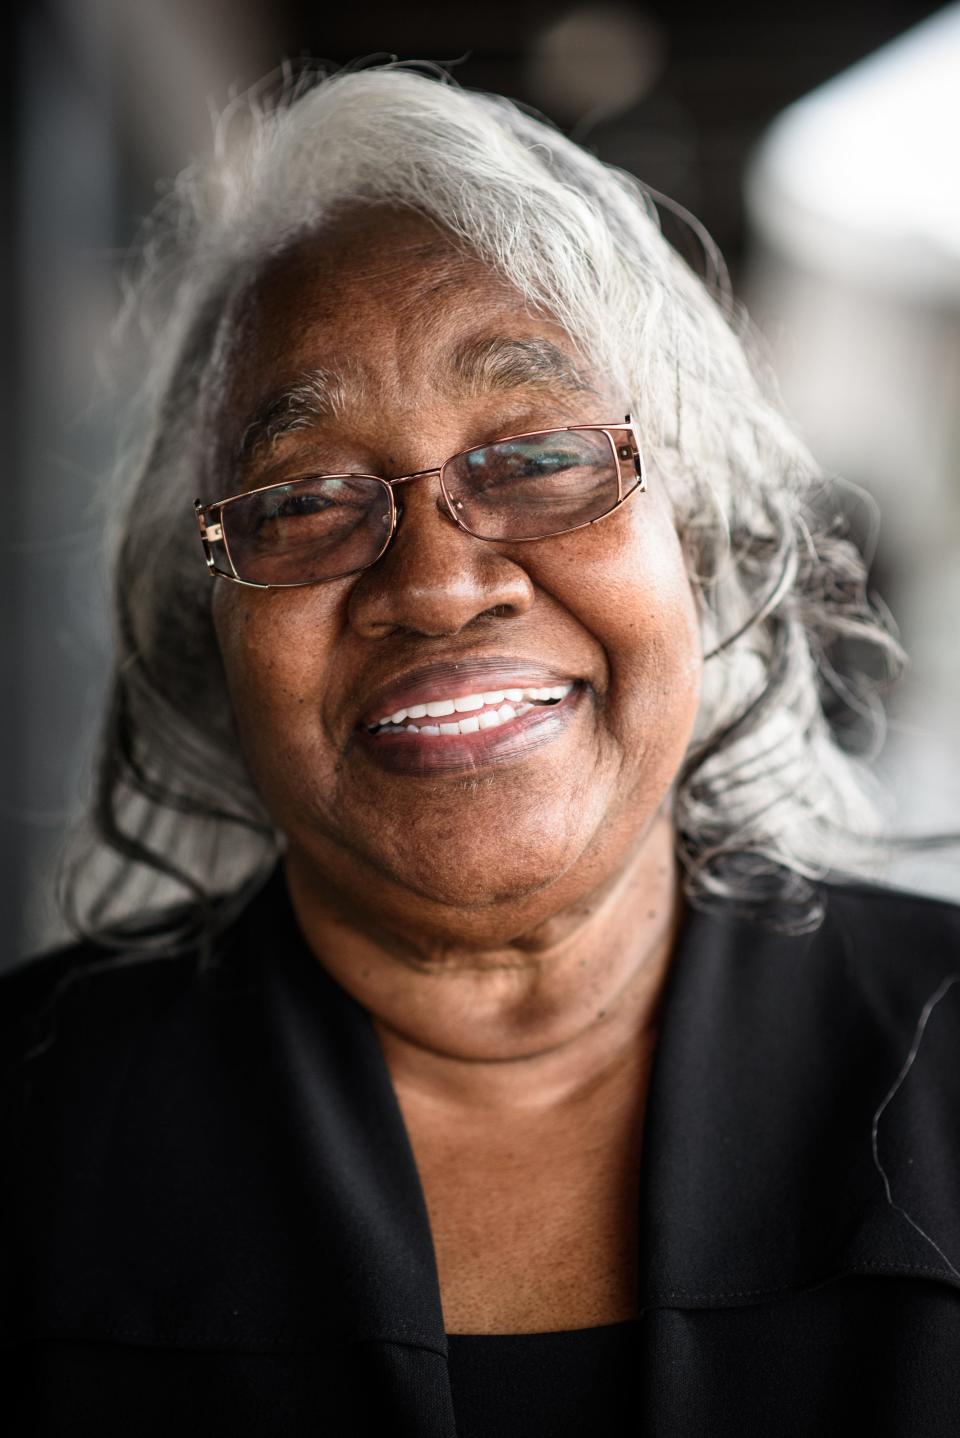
[{"left": 63, "top": 63, "right": 906, "bottom": 945}]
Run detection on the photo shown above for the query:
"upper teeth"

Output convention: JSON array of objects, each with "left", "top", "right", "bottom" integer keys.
[{"left": 370, "top": 683, "right": 574, "bottom": 731}]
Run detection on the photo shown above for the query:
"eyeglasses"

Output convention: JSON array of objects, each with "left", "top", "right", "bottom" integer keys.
[{"left": 195, "top": 416, "right": 645, "bottom": 589}]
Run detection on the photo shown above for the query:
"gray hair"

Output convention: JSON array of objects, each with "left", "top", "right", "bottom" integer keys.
[{"left": 63, "top": 63, "right": 907, "bottom": 944}]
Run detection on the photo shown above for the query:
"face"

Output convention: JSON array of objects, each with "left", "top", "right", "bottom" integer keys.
[{"left": 209, "top": 209, "right": 703, "bottom": 949}]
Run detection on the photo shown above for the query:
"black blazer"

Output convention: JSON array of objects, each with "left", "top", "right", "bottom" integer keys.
[{"left": 3, "top": 866, "right": 960, "bottom": 1436}]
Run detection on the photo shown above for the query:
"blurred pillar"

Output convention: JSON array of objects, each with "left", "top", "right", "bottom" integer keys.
[
  {"left": 1, "top": 9, "right": 22, "bottom": 961},
  {"left": 9, "top": 0, "right": 271, "bottom": 962},
  {"left": 10, "top": 0, "right": 117, "bottom": 962}
]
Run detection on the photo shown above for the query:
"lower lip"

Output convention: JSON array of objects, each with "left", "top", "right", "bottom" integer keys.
[{"left": 352, "top": 684, "right": 585, "bottom": 776}]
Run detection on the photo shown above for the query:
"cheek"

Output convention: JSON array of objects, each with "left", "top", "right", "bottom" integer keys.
[
  {"left": 536, "top": 511, "right": 703, "bottom": 824},
  {"left": 611, "top": 590, "right": 702, "bottom": 790},
  {"left": 545, "top": 498, "right": 703, "bottom": 727},
  {"left": 211, "top": 588, "right": 337, "bottom": 763}
]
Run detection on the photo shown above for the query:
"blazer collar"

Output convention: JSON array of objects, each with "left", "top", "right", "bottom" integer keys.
[
  {"left": 248, "top": 869, "right": 449, "bottom": 1351},
  {"left": 634, "top": 890, "right": 960, "bottom": 1307},
  {"left": 42, "top": 865, "right": 957, "bottom": 1356},
  {"left": 248, "top": 866, "right": 960, "bottom": 1330}
]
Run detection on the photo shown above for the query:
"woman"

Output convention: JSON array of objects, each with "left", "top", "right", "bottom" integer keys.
[{"left": 3, "top": 66, "right": 959, "bottom": 1437}]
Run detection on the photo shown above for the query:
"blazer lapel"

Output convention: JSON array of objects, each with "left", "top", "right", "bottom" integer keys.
[
  {"left": 636, "top": 886, "right": 960, "bottom": 1308},
  {"left": 20, "top": 865, "right": 456, "bottom": 1431},
  {"left": 253, "top": 869, "right": 451, "bottom": 1351}
]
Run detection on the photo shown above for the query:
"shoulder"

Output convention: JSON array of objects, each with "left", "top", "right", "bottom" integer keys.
[
  {"left": 821, "top": 873, "right": 960, "bottom": 932},
  {"left": 817, "top": 875, "right": 960, "bottom": 971},
  {"left": 676, "top": 872, "right": 960, "bottom": 1063},
  {"left": 0, "top": 871, "right": 283, "bottom": 1078},
  {"left": 800, "top": 880, "right": 960, "bottom": 1122},
  {"left": 683, "top": 872, "right": 960, "bottom": 975},
  {"left": 0, "top": 935, "right": 197, "bottom": 1080}
]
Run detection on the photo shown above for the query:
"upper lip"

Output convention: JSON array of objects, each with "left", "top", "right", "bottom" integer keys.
[{"left": 355, "top": 657, "right": 583, "bottom": 729}]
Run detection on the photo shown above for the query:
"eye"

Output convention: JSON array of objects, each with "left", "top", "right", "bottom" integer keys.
[
  {"left": 257, "top": 489, "right": 337, "bottom": 525},
  {"left": 469, "top": 445, "right": 585, "bottom": 481},
  {"left": 219, "top": 474, "right": 393, "bottom": 584},
  {"left": 228, "top": 477, "right": 385, "bottom": 556},
  {"left": 442, "top": 429, "right": 621, "bottom": 536},
  {"left": 467, "top": 442, "right": 586, "bottom": 487}
]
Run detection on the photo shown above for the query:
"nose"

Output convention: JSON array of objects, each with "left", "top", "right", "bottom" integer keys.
[{"left": 347, "top": 469, "right": 534, "bottom": 639}]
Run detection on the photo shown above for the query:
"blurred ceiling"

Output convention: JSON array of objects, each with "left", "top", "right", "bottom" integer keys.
[{"left": 258, "top": 0, "right": 947, "bottom": 276}]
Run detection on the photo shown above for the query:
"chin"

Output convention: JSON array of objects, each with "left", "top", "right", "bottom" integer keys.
[{"left": 381, "top": 837, "right": 583, "bottom": 914}]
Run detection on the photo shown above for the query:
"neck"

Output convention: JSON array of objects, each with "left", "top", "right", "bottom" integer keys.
[{"left": 284, "top": 810, "right": 683, "bottom": 1116}]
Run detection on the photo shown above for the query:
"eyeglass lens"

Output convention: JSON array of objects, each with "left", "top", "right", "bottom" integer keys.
[{"left": 219, "top": 428, "right": 623, "bottom": 586}]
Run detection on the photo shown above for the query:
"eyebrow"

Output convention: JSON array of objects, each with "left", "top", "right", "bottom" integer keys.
[
  {"left": 445, "top": 336, "right": 600, "bottom": 399},
  {"left": 234, "top": 369, "right": 347, "bottom": 469},
  {"left": 233, "top": 337, "right": 600, "bottom": 472}
]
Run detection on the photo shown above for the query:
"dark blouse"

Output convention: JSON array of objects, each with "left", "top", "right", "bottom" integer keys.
[
  {"left": 446, "top": 1322, "right": 639, "bottom": 1436},
  {"left": 3, "top": 865, "right": 960, "bottom": 1436}
]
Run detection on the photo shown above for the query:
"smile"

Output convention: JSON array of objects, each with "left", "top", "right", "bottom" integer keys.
[
  {"left": 365, "top": 683, "right": 574, "bottom": 736},
  {"left": 354, "top": 679, "right": 584, "bottom": 776}
]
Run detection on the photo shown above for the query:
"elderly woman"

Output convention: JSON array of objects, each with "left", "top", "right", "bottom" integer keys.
[{"left": 3, "top": 66, "right": 960, "bottom": 1438}]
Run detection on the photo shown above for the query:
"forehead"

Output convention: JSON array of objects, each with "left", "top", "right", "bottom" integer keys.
[
  {"left": 217, "top": 208, "right": 601, "bottom": 446},
  {"left": 238, "top": 206, "right": 538, "bottom": 343}
]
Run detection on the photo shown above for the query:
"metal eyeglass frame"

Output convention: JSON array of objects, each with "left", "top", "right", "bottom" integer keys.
[{"left": 194, "top": 415, "right": 646, "bottom": 590}]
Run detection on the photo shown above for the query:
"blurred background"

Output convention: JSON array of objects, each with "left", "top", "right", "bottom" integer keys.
[{"left": 3, "top": 0, "right": 959, "bottom": 959}]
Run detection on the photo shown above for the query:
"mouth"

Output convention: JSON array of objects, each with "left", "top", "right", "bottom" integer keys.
[
  {"left": 365, "top": 680, "right": 574, "bottom": 736},
  {"left": 352, "top": 670, "right": 586, "bottom": 777}
]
